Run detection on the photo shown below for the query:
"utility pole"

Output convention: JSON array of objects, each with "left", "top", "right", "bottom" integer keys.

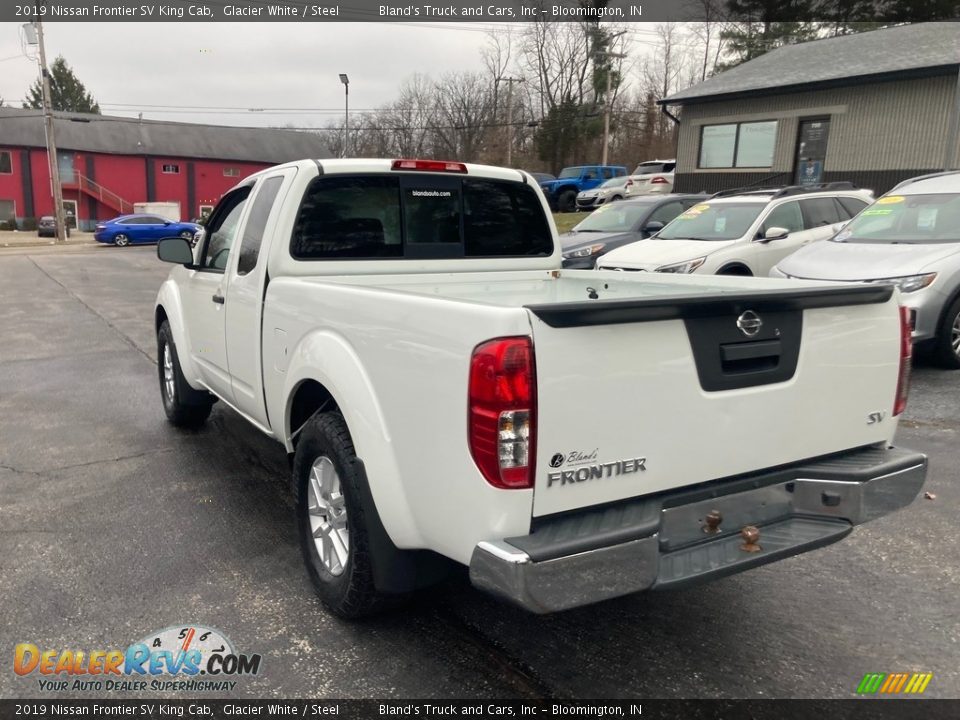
[
  {"left": 595, "top": 31, "right": 627, "bottom": 168},
  {"left": 34, "top": 5, "right": 67, "bottom": 243},
  {"left": 501, "top": 77, "right": 523, "bottom": 167}
]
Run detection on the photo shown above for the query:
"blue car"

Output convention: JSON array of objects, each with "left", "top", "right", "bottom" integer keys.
[{"left": 94, "top": 214, "right": 200, "bottom": 247}]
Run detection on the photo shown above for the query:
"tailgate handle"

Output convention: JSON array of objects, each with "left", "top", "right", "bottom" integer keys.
[{"left": 720, "top": 340, "right": 781, "bottom": 374}]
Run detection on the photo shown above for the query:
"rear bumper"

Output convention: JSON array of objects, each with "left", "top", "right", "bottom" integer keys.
[{"left": 469, "top": 445, "right": 926, "bottom": 613}]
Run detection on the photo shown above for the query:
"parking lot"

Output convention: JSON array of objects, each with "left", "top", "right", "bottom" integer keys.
[{"left": 1, "top": 245, "right": 958, "bottom": 700}]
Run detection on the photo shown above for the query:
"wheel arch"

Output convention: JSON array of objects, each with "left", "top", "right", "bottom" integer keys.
[
  {"left": 154, "top": 281, "right": 203, "bottom": 389},
  {"left": 717, "top": 262, "right": 753, "bottom": 276},
  {"left": 282, "top": 331, "right": 422, "bottom": 548}
]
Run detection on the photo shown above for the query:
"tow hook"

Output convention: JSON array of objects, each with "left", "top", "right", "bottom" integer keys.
[{"left": 740, "top": 525, "right": 762, "bottom": 553}]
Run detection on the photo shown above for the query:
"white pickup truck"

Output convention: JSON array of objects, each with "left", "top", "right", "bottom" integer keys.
[{"left": 154, "top": 158, "right": 927, "bottom": 618}]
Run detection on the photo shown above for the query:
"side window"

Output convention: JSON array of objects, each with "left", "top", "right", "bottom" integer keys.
[
  {"left": 663, "top": 162, "right": 676, "bottom": 172},
  {"left": 837, "top": 196, "right": 868, "bottom": 219},
  {"left": 463, "top": 179, "right": 552, "bottom": 257},
  {"left": 601, "top": 167, "right": 614, "bottom": 180},
  {"left": 237, "top": 176, "right": 284, "bottom": 276},
  {"left": 763, "top": 201, "right": 804, "bottom": 234},
  {"left": 647, "top": 201, "right": 685, "bottom": 226},
  {"left": 800, "top": 197, "right": 842, "bottom": 228},
  {"left": 583, "top": 170, "right": 596, "bottom": 181},
  {"left": 202, "top": 188, "right": 251, "bottom": 271},
  {"left": 291, "top": 176, "right": 401, "bottom": 259}
]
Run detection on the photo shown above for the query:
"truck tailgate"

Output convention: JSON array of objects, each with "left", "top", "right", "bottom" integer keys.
[{"left": 526, "top": 285, "right": 901, "bottom": 517}]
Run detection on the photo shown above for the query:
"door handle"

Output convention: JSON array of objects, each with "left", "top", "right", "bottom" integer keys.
[{"left": 212, "top": 293, "right": 225, "bottom": 304}]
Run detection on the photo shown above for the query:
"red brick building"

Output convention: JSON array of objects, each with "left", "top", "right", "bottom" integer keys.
[{"left": 0, "top": 108, "right": 329, "bottom": 230}]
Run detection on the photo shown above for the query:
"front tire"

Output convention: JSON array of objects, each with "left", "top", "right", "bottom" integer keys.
[
  {"left": 934, "top": 296, "right": 960, "bottom": 369},
  {"left": 157, "top": 320, "right": 214, "bottom": 427},
  {"left": 557, "top": 189, "right": 577, "bottom": 213},
  {"left": 294, "top": 412, "right": 393, "bottom": 619}
]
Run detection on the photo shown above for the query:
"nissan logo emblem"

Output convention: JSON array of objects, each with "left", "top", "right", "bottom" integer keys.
[{"left": 737, "top": 310, "right": 763, "bottom": 337}]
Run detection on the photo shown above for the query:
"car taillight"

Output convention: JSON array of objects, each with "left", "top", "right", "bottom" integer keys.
[
  {"left": 650, "top": 176, "right": 669, "bottom": 184},
  {"left": 625, "top": 179, "right": 633, "bottom": 187},
  {"left": 894, "top": 305, "right": 912, "bottom": 416},
  {"left": 468, "top": 337, "right": 536, "bottom": 489},
  {"left": 392, "top": 159, "right": 467, "bottom": 173}
]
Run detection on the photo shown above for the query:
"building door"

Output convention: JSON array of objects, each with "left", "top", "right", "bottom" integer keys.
[
  {"left": 62, "top": 200, "right": 78, "bottom": 229},
  {"left": 794, "top": 118, "right": 830, "bottom": 186}
]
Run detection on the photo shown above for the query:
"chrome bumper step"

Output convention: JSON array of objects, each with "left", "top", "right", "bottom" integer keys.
[{"left": 470, "top": 445, "right": 927, "bottom": 613}]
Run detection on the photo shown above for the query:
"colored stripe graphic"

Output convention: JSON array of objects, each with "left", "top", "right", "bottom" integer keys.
[{"left": 857, "top": 672, "right": 932, "bottom": 695}]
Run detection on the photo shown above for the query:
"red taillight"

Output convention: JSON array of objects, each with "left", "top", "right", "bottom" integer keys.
[
  {"left": 625, "top": 179, "right": 634, "bottom": 187},
  {"left": 468, "top": 337, "right": 537, "bottom": 489},
  {"left": 392, "top": 159, "right": 468, "bottom": 173},
  {"left": 650, "top": 176, "right": 669, "bottom": 184},
  {"left": 894, "top": 305, "right": 912, "bottom": 416}
]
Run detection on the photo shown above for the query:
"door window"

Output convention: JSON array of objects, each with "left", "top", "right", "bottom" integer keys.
[
  {"left": 836, "top": 196, "right": 868, "bottom": 219},
  {"left": 237, "top": 176, "right": 284, "bottom": 275},
  {"left": 201, "top": 188, "right": 251, "bottom": 271},
  {"left": 800, "top": 197, "right": 842, "bottom": 228},
  {"left": 763, "top": 202, "right": 804, "bottom": 234},
  {"left": 601, "top": 168, "right": 614, "bottom": 180},
  {"left": 647, "top": 201, "right": 684, "bottom": 227},
  {"left": 794, "top": 119, "right": 831, "bottom": 186}
]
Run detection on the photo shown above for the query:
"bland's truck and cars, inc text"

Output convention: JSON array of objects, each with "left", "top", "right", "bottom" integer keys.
[{"left": 153, "top": 158, "right": 927, "bottom": 618}]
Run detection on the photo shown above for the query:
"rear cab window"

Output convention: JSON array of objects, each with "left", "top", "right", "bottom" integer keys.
[{"left": 291, "top": 174, "right": 552, "bottom": 260}]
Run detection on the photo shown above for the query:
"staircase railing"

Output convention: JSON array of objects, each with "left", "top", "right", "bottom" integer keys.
[{"left": 70, "top": 173, "right": 134, "bottom": 214}]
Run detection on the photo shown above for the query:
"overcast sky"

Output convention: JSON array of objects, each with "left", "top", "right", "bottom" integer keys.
[{"left": 0, "top": 22, "right": 508, "bottom": 128}]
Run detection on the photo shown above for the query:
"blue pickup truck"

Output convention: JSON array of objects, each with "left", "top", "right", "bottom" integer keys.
[{"left": 539, "top": 165, "right": 628, "bottom": 212}]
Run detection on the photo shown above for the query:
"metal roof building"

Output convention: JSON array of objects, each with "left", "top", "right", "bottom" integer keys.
[
  {"left": 0, "top": 108, "right": 330, "bottom": 230},
  {"left": 660, "top": 22, "right": 960, "bottom": 195}
]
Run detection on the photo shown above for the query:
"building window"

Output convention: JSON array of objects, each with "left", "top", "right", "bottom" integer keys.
[
  {"left": 223, "top": 168, "right": 240, "bottom": 177},
  {"left": 161, "top": 163, "right": 180, "bottom": 174},
  {"left": 0, "top": 151, "right": 12, "bottom": 174},
  {"left": 699, "top": 121, "right": 778, "bottom": 169}
]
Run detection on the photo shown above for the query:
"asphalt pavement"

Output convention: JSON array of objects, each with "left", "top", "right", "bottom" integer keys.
[{"left": 0, "top": 247, "right": 957, "bottom": 700}]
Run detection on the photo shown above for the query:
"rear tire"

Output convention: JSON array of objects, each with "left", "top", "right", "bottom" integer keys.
[
  {"left": 114, "top": 233, "right": 130, "bottom": 247},
  {"left": 557, "top": 189, "right": 577, "bottom": 213},
  {"left": 157, "top": 320, "right": 214, "bottom": 428},
  {"left": 294, "top": 412, "right": 396, "bottom": 619},
  {"left": 933, "top": 296, "right": 960, "bottom": 369}
]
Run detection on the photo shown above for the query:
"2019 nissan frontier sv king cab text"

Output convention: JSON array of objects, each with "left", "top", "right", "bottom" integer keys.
[{"left": 154, "top": 158, "right": 927, "bottom": 618}]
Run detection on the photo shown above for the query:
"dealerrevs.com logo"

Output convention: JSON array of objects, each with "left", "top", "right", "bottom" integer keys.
[{"left": 14, "top": 625, "right": 262, "bottom": 693}]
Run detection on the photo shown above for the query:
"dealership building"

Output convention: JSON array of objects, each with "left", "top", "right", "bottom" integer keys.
[
  {"left": 661, "top": 22, "right": 960, "bottom": 195},
  {"left": 0, "top": 107, "right": 329, "bottom": 230}
]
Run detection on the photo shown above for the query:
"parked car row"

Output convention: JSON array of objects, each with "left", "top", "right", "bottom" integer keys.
[{"left": 537, "top": 160, "right": 677, "bottom": 212}]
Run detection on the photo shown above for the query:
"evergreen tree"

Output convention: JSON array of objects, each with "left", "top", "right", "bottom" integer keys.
[
  {"left": 719, "top": 0, "right": 819, "bottom": 68},
  {"left": 24, "top": 56, "right": 100, "bottom": 114}
]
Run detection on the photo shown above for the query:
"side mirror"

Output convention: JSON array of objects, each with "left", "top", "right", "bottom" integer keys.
[
  {"left": 158, "top": 237, "right": 195, "bottom": 265},
  {"left": 762, "top": 226, "right": 789, "bottom": 242},
  {"left": 643, "top": 221, "right": 665, "bottom": 234}
]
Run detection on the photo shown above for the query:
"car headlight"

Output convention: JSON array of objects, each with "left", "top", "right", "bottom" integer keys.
[
  {"left": 655, "top": 257, "right": 706, "bottom": 274},
  {"left": 878, "top": 273, "right": 938, "bottom": 293},
  {"left": 563, "top": 244, "right": 606, "bottom": 260}
]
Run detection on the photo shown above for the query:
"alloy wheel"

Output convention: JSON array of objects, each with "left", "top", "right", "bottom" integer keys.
[
  {"left": 307, "top": 456, "right": 349, "bottom": 576},
  {"left": 162, "top": 342, "right": 175, "bottom": 404}
]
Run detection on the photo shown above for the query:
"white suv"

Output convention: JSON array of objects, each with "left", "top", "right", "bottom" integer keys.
[
  {"left": 625, "top": 159, "right": 676, "bottom": 196},
  {"left": 597, "top": 184, "right": 873, "bottom": 276}
]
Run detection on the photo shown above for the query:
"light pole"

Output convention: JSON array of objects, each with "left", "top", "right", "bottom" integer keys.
[
  {"left": 594, "top": 31, "right": 627, "bottom": 167},
  {"left": 339, "top": 73, "right": 349, "bottom": 158}
]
